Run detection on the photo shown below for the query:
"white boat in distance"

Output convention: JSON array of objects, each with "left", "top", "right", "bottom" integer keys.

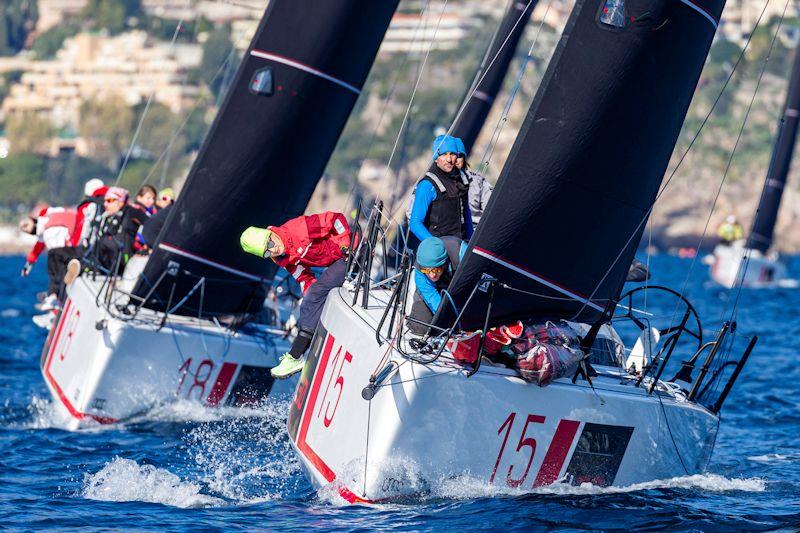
[{"left": 709, "top": 26, "right": 800, "bottom": 289}]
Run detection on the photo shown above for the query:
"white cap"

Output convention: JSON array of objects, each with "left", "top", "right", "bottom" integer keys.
[
  {"left": 726, "top": 214, "right": 737, "bottom": 224},
  {"left": 84, "top": 178, "right": 104, "bottom": 197}
]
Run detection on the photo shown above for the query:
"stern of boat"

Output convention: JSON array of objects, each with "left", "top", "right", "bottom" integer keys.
[
  {"left": 288, "top": 287, "right": 721, "bottom": 502},
  {"left": 41, "top": 277, "right": 292, "bottom": 429}
]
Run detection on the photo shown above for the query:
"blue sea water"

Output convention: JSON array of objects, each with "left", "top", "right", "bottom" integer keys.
[{"left": 0, "top": 254, "right": 798, "bottom": 531}]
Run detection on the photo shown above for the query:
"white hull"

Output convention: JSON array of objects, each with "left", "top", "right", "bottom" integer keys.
[
  {"left": 41, "top": 275, "right": 293, "bottom": 430},
  {"left": 288, "top": 287, "right": 719, "bottom": 503},
  {"left": 708, "top": 243, "right": 793, "bottom": 289}
]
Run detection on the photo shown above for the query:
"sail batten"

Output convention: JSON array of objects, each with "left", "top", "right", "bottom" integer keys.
[
  {"left": 133, "top": 0, "right": 399, "bottom": 316},
  {"left": 436, "top": 0, "right": 725, "bottom": 329}
]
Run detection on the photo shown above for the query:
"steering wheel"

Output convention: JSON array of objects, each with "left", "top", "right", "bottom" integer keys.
[{"left": 615, "top": 285, "right": 703, "bottom": 353}]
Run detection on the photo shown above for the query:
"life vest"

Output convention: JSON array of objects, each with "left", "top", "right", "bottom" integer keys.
[{"left": 418, "top": 169, "right": 470, "bottom": 239}]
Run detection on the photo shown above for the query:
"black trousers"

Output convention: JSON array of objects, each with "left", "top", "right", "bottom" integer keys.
[
  {"left": 297, "top": 259, "right": 347, "bottom": 333},
  {"left": 407, "top": 291, "right": 436, "bottom": 336},
  {"left": 46, "top": 247, "right": 83, "bottom": 296}
]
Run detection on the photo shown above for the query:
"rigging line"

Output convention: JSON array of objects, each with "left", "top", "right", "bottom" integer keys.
[
  {"left": 440, "top": 0, "right": 538, "bottom": 147},
  {"left": 115, "top": 14, "right": 188, "bottom": 187},
  {"left": 571, "top": 0, "right": 773, "bottom": 321},
  {"left": 476, "top": 0, "right": 552, "bottom": 173},
  {"left": 363, "top": 396, "right": 371, "bottom": 498},
  {"left": 138, "top": 43, "right": 239, "bottom": 189},
  {"left": 656, "top": 385, "right": 690, "bottom": 475},
  {"left": 160, "top": 0, "right": 202, "bottom": 189},
  {"left": 380, "top": 0, "right": 535, "bottom": 198},
  {"left": 670, "top": 0, "right": 786, "bottom": 331},
  {"left": 725, "top": 1, "right": 792, "bottom": 325},
  {"left": 381, "top": 0, "right": 551, "bottom": 228},
  {"left": 342, "top": 1, "right": 433, "bottom": 213},
  {"left": 377, "top": 0, "right": 451, "bottom": 194}
]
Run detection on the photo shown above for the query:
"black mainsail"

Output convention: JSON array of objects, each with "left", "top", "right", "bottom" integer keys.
[
  {"left": 437, "top": 0, "right": 725, "bottom": 329},
  {"left": 748, "top": 42, "right": 800, "bottom": 254},
  {"left": 134, "top": 0, "right": 399, "bottom": 316},
  {"left": 450, "top": 0, "right": 535, "bottom": 156}
]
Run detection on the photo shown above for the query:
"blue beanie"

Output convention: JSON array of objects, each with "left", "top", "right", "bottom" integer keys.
[
  {"left": 432, "top": 134, "right": 462, "bottom": 160},
  {"left": 417, "top": 237, "right": 448, "bottom": 268},
  {"left": 454, "top": 137, "right": 466, "bottom": 156}
]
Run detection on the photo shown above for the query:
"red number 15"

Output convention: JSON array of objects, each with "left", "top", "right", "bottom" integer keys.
[{"left": 490, "top": 412, "right": 545, "bottom": 487}]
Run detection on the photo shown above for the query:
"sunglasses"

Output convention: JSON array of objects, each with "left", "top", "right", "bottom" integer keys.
[
  {"left": 263, "top": 236, "right": 279, "bottom": 257},
  {"left": 419, "top": 266, "right": 444, "bottom": 275},
  {"left": 104, "top": 198, "right": 121, "bottom": 204}
]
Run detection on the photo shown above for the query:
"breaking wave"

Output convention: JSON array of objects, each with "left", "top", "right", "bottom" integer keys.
[{"left": 82, "top": 458, "right": 224, "bottom": 508}]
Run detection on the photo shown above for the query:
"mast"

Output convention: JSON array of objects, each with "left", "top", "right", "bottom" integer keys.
[
  {"left": 450, "top": 0, "right": 535, "bottom": 156},
  {"left": 436, "top": 0, "right": 725, "bottom": 330},
  {"left": 133, "top": 0, "right": 399, "bottom": 316},
  {"left": 748, "top": 42, "right": 800, "bottom": 254}
]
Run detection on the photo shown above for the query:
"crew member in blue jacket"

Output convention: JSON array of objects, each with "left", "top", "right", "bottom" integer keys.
[
  {"left": 408, "top": 135, "right": 474, "bottom": 243},
  {"left": 407, "top": 236, "right": 466, "bottom": 335}
]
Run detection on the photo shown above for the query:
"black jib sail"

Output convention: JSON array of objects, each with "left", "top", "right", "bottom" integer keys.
[
  {"left": 134, "top": 0, "right": 399, "bottom": 316},
  {"left": 450, "top": 0, "right": 535, "bottom": 156},
  {"left": 436, "top": 0, "right": 725, "bottom": 329},
  {"left": 748, "top": 43, "right": 800, "bottom": 254}
]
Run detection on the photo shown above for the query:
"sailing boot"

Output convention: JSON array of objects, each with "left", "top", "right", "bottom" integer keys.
[
  {"left": 64, "top": 259, "right": 81, "bottom": 285},
  {"left": 271, "top": 353, "right": 305, "bottom": 379}
]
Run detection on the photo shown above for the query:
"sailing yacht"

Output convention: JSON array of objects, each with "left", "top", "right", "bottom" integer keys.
[
  {"left": 708, "top": 38, "right": 800, "bottom": 288},
  {"left": 288, "top": 0, "right": 755, "bottom": 502},
  {"left": 39, "top": 0, "right": 399, "bottom": 430}
]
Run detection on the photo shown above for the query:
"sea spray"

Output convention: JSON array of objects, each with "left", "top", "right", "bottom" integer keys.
[
  {"left": 82, "top": 458, "right": 224, "bottom": 508},
  {"left": 186, "top": 398, "right": 307, "bottom": 502}
]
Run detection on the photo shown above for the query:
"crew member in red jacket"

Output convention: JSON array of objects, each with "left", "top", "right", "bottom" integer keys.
[
  {"left": 19, "top": 206, "right": 79, "bottom": 310},
  {"left": 241, "top": 211, "right": 352, "bottom": 379}
]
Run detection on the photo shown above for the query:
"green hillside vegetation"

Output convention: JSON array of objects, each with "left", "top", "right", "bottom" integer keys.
[
  {"left": 0, "top": 11, "right": 232, "bottom": 220},
  {"left": 0, "top": 0, "right": 37, "bottom": 56}
]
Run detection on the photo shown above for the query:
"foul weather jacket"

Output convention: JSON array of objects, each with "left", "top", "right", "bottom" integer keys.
[
  {"left": 269, "top": 211, "right": 353, "bottom": 294},
  {"left": 26, "top": 207, "right": 78, "bottom": 265}
]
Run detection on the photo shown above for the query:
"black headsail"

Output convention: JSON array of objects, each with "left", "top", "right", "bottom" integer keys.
[
  {"left": 748, "top": 42, "right": 800, "bottom": 254},
  {"left": 436, "top": 0, "right": 725, "bottom": 330},
  {"left": 134, "top": 0, "right": 399, "bottom": 316},
  {"left": 450, "top": 0, "right": 536, "bottom": 156}
]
